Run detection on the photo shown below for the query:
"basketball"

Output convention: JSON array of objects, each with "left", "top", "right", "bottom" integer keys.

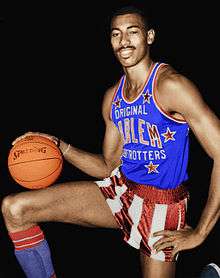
[{"left": 8, "top": 135, "right": 63, "bottom": 189}]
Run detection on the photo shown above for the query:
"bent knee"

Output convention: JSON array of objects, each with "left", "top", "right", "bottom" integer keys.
[{"left": 1, "top": 194, "right": 28, "bottom": 226}]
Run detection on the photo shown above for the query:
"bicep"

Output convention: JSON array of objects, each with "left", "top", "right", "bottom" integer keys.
[
  {"left": 103, "top": 119, "right": 123, "bottom": 167},
  {"left": 159, "top": 73, "right": 220, "bottom": 159},
  {"left": 101, "top": 87, "right": 123, "bottom": 169},
  {"left": 171, "top": 79, "right": 220, "bottom": 159}
]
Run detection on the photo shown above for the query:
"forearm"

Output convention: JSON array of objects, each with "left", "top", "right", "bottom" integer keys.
[
  {"left": 59, "top": 140, "right": 114, "bottom": 179},
  {"left": 194, "top": 159, "right": 220, "bottom": 239}
]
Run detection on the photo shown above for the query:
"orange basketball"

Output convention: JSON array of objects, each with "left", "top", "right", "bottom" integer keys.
[{"left": 8, "top": 135, "right": 63, "bottom": 189}]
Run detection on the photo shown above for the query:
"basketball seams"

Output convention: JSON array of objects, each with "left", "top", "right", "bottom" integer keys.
[
  {"left": 13, "top": 161, "right": 63, "bottom": 183},
  {"left": 9, "top": 140, "right": 62, "bottom": 155},
  {"left": 8, "top": 135, "right": 63, "bottom": 189},
  {"left": 8, "top": 157, "right": 62, "bottom": 167},
  {"left": 8, "top": 141, "right": 62, "bottom": 165}
]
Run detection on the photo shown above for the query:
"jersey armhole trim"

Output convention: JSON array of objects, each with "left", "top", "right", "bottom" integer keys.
[
  {"left": 110, "top": 76, "right": 124, "bottom": 120},
  {"left": 152, "top": 64, "right": 188, "bottom": 124}
]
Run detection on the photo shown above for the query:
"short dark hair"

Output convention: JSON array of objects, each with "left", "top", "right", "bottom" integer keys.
[{"left": 110, "top": 5, "right": 150, "bottom": 31}]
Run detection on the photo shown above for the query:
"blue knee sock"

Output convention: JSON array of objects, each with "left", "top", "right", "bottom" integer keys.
[{"left": 9, "top": 226, "right": 56, "bottom": 278}]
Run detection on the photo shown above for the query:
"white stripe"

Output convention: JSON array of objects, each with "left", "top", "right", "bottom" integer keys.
[
  {"left": 15, "top": 239, "right": 44, "bottom": 249},
  {"left": 12, "top": 232, "right": 43, "bottom": 243},
  {"left": 148, "top": 204, "right": 168, "bottom": 261},
  {"left": 177, "top": 208, "right": 182, "bottom": 230},
  {"left": 175, "top": 253, "right": 179, "bottom": 260},
  {"left": 127, "top": 194, "right": 144, "bottom": 248},
  {"left": 95, "top": 178, "right": 111, "bottom": 187},
  {"left": 128, "top": 195, "right": 143, "bottom": 225},
  {"left": 106, "top": 184, "right": 127, "bottom": 213},
  {"left": 95, "top": 167, "right": 121, "bottom": 188},
  {"left": 208, "top": 263, "right": 220, "bottom": 276},
  {"left": 121, "top": 63, "right": 158, "bottom": 104},
  {"left": 110, "top": 167, "right": 121, "bottom": 178}
]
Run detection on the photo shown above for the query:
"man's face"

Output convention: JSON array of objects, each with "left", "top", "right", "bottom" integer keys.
[{"left": 110, "top": 13, "right": 154, "bottom": 68}]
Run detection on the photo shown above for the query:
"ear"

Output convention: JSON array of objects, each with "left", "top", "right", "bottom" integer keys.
[{"left": 147, "top": 29, "right": 155, "bottom": 45}]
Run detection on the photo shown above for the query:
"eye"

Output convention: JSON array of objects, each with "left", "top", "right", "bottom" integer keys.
[
  {"left": 111, "top": 32, "right": 120, "bottom": 38},
  {"left": 129, "top": 30, "right": 138, "bottom": 35}
]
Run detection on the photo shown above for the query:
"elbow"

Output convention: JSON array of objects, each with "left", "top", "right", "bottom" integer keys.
[
  {"left": 98, "top": 163, "right": 119, "bottom": 180},
  {"left": 98, "top": 169, "right": 113, "bottom": 179}
]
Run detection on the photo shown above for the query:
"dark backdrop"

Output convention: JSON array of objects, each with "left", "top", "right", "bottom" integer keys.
[{"left": 1, "top": 1, "right": 219, "bottom": 277}]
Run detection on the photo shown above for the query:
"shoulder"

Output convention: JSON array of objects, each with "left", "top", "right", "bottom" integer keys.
[
  {"left": 102, "top": 80, "right": 120, "bottom": 107},
  {"left": 157, "top": 64, "right": 198, "bottom": 95},
  {"left": 156, "top": 64, "right": 205, "bottom": 114},
  {"left": 102, "top": 80, "right": 121, "bottom": 121}
]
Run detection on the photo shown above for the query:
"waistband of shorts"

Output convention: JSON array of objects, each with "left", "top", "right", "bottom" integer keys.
[{"left": 119, "top": 171, "right": 189, "bottom": 204}]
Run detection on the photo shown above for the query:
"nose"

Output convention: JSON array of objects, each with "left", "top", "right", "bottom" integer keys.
[{"left": 120, "top": 33, "right": 130, "bottom": 48}]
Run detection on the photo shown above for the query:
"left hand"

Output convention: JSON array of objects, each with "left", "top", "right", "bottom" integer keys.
[
  {"left": 152, "top": 225, "right": 204, "bottom": 257},
  {"left": 12, "top": 131, "right": 59, "bottom": 146}
]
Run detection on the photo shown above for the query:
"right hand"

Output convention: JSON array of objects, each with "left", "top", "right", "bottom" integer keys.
[{"left": 12, "top": 131, "right": 59, "bottom": 146}]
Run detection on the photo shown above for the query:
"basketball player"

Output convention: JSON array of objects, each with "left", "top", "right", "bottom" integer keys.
[{"left": 2, "top": 5, "right": 220, "bottom": 278}]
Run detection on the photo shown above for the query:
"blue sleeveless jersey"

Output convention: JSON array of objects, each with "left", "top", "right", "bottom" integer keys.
[{"left": 111, "top": 62, "right": 189, "bottom": 189}]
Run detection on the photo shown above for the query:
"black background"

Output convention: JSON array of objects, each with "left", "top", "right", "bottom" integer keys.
[{"left": 0, "top": 1, "right": 219, "bottom": 277}]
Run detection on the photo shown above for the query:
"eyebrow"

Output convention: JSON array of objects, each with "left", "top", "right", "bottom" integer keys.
[{"left": 111, "top": 25, "right": 141, "bottom": 32}]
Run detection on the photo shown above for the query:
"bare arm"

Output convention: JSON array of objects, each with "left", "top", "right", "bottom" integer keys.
[
  {"left": 153, "top": 69, "right": 220, "bottom": 255},
  {"left": 59, "top": 86, "right": 123, "bottom": 179}
]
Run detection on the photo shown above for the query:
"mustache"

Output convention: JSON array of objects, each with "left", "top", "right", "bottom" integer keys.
[{"left": 116, "top": 46, "right": 135, "bottom": 52}]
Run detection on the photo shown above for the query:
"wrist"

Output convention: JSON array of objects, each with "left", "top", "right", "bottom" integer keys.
[
  {"left": 59, "top": 140, "right": 71, "bottom": 156},
  {"left": 194, "top": 227, "right": 208, "bottom": 241}
]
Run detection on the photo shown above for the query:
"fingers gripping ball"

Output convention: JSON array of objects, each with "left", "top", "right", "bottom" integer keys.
[{"left": 8, "top": 135, "right": 63, "bottom": 189}]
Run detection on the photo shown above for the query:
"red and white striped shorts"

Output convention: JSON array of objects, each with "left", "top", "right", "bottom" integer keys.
[{"left": 96, "top": 167, "right": 189, "bottom": 262}]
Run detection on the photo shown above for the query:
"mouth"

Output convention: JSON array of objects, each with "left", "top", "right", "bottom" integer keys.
[{"left": 118, "top": 48, "right": 134, "bottom": 59}]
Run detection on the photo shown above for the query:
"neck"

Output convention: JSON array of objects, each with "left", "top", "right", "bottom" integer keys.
[{"left": 124, "top": 59, "right": 153, "bottom": 91}]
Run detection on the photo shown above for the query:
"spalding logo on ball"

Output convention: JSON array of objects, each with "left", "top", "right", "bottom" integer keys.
[{"left": 8, "top": 135, "right": 63, "bottom": 189}]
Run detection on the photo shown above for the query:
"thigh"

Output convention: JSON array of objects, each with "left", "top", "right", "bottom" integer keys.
[
  {"left": 140, "top": 252, "right": 176, "bottom": 278},
  {"left": 13, "top": 181, "right": 119, "bottom": 229}
]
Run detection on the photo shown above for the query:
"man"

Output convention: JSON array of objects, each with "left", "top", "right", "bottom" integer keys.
[{"left": 2, "top": 5, "right": 220, "bottom": 278}]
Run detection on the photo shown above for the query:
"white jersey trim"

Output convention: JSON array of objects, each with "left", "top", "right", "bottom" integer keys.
[{"left": 152, "top": 64, "right": 188, "bottom": 124}]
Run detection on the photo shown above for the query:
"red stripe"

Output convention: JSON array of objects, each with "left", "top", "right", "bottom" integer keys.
[
  {"left": 152, "top": 63, "right": 187, "bottom": 123},
  {"left": 138, "top": 203, "right": 155, "bottom": 251},
  {"left": 9, "top": 226, "right": 42, "bottom": 240},
  {"left": 14, "top": 233, "right": 44, "bottom": 247},
  {"left": 164, "top": 203, "right": 180, "bottom": 231},
  {"left": 15, "top": 242, "right": 44, "bottom": 251},
  {"left": 116, "top": 193, "right": 133, "bottom": 242},
  {"left": 110, "top": 77, "right": 124, "bottom": 120},
  {"left": 122, "top": 62, "right": 156, "bottom": 103},
  {"left": 163, "top": 201, "right": 186, "bottom": 261},
  {"left": 9, "top": 226, "right": 45, "bottom": 250}
]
